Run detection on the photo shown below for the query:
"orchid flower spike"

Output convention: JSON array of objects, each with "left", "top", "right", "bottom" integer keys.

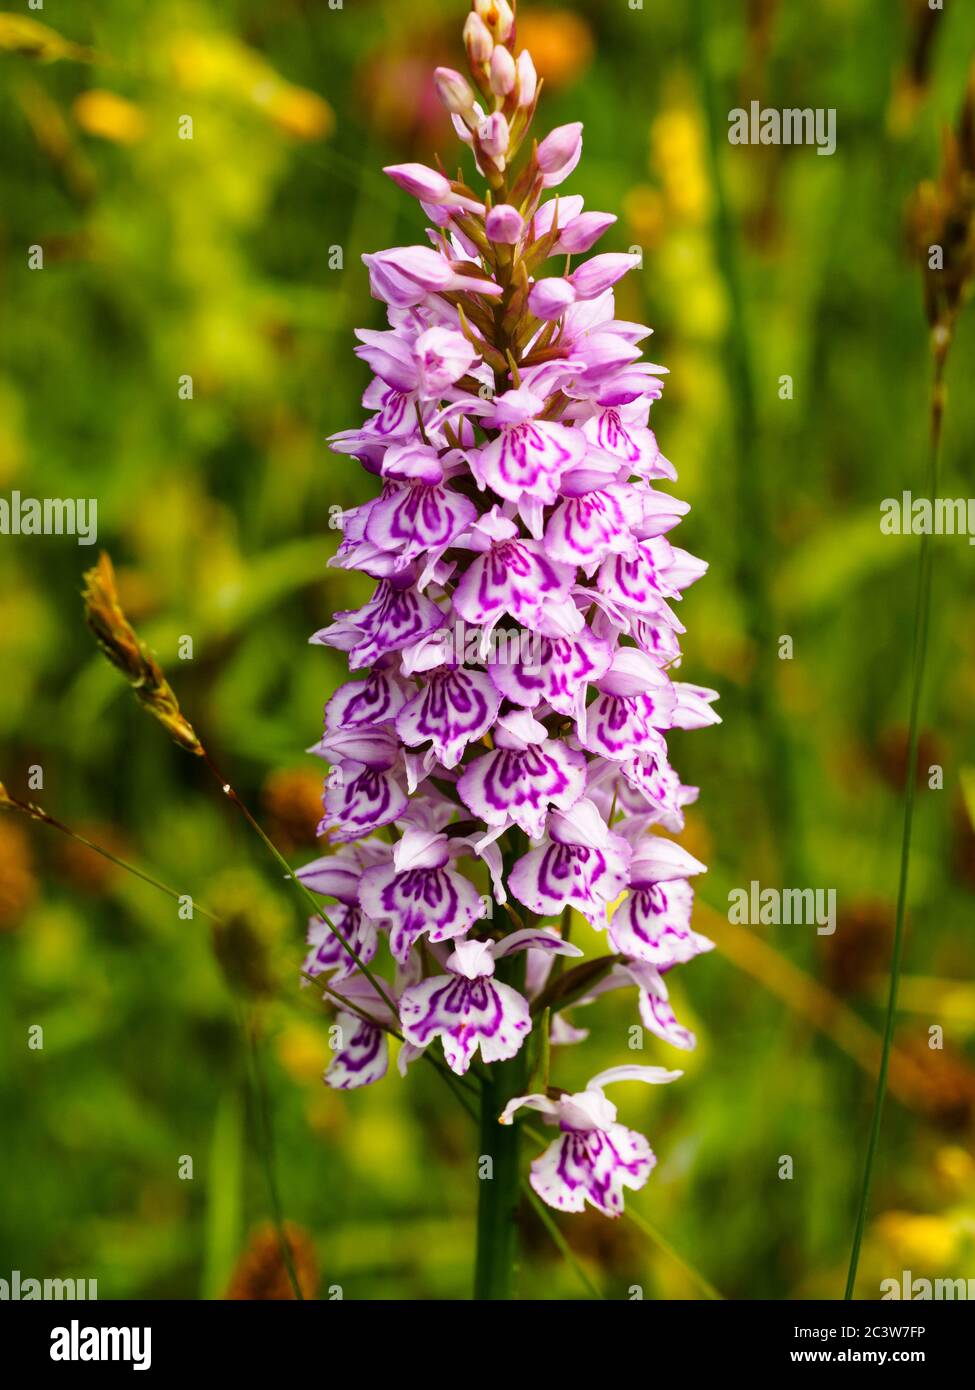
[{"left": 300, "top": 0, "right": 717, "bottom": 1226}]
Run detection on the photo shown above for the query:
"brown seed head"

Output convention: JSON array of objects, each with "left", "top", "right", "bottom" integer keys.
[
  {"left": 907, "top": 63, "right": 975, "bottom": 339},
  {"left": 81, "top": 553, "right": 203, "bottom": 756},
  {"left": 226, "top": 1222, "right": 318, "bottom": 1300}
]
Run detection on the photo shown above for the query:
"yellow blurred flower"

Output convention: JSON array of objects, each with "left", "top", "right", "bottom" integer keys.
[
  {"left": 170, "top": 32, "right": 333, "bottom": 141},
  {"left": 19, "top": 904, "right": 84, "bottom": 981},
  {"left": 0, "top": 14, "right": 96, "bottom": 64},
  {"left": 349, "top": 1112, "right": 416, "bottom": 1194},
  {"left": 516, "top": 11, "right": 593, "bottom": 89},
  {"left": 651, "top": 106, "right": 711, "bottom": 224},
  {"left": 73, "top": 90, "right": 147, "bottom": 145},
  {"left": 874, "top": 1211, "right": 960, "bottom": 1267},
  {"left": 657, "top": 233, "right": 728, "bottom": 339},
  {"left": 622, "top": 185, "right": 665, "bottom": 251},
  {"left": 275, "top": 1020, "right": 327, "bottom": 1084},
  {"left": 934, "top": 1145, "right": 975, "bottom": 1197},
  {"left": 253, "top": 82, "right": 333, "bottom": 142}
]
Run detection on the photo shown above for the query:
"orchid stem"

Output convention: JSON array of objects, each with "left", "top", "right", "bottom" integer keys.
[
  {"left": 474, "top": 950, "right": 526, "bottom": 1300},
  {"left": 474, "top": 1063, "right": 523, "bottom": 1299}
]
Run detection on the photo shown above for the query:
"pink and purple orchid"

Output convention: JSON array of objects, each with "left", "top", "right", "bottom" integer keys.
[{"left": 303, "top": 0, "right": 717, "bottom": 1229}]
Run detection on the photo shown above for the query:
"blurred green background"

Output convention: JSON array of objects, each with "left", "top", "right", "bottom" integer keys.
[{"left": 1, "top": 0, "right": 974, "bottom": 1300}]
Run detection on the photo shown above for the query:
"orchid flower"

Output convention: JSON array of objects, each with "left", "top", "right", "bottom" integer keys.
[
  {"left": 500, "top": 1066, "right": 683, "bottom": 1216},
  {"left": 400, "top": 928, "right": 582, "bottom": 1075}
]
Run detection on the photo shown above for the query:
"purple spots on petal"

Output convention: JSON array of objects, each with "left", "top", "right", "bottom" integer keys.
[{"left": 396, "top": 667, "right": 500, "bottom": 767}]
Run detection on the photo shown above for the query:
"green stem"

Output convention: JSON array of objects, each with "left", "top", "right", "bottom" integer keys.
[
  {"left": 843, "top": 352, "right": 946, "bottom": 1300},
  {"left": 474, "top": 1066, "right": 523, "bottom": 1299},
  {"left": 474, "top": 953, "right": 527, "bottom": 1300}
]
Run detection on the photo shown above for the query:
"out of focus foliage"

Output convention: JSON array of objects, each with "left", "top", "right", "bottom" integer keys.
[{"left": 1, "top": 0, "right": 974, "bottom": 1300}]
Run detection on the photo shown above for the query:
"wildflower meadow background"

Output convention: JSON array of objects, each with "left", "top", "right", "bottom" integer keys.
[{"left": 1, "top": 0, "right": 974, "bottom": 1301}]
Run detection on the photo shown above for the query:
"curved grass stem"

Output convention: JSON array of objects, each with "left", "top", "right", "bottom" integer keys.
[
  {"left": 0, "top": 791, "right": 221, "bottom": 924},
  {"left": 523, "top": 1183, "right": 605, "bottom": 1300},
  {"left": 843, "top": 354, "right": 946, "bottom": 1299}
]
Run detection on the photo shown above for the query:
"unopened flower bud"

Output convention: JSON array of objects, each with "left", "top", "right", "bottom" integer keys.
[
  {"left": 464, "top": 12, "right": 494, "bottom": 66},
  {"left": 364, "top": 246, "right": 502, "bottom": 307},
  {"left": 570, "top": 252, "right": 640, "bottom": 300},
  {"left": 364, "top": 246, "right": 452, "bottom": 305},
  {"left": 537, "top": 122, "right": 584, "bottom": 187},
  {"left": 556, "top": 211, "right": 618, "bottom": 255},
  {"left": 434, "top": 66, "right": 478, "bottom": 121},
  {"left": 528, "top": 276, "right": 577, "bottom": 321},
  {"left": 386, "top": 164, "right": 485, "bottom": 216},
  {"left": 489, "top": 45, "right": 516, "bottom": 97},
  {"left": 476, "top": 0, "right": 514, "bottom": 43},
  {"left": 485, "top": 203, "right": 525, "bottom": 244},
  {"left": 384, "top": 162, "right": 453, "bottom": 203},
  {"left": 516, "top": 50, "right": 538, "bottom": 108},
  {"left": 478, "top": 111, "right": 510, "bottom": 161}
]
